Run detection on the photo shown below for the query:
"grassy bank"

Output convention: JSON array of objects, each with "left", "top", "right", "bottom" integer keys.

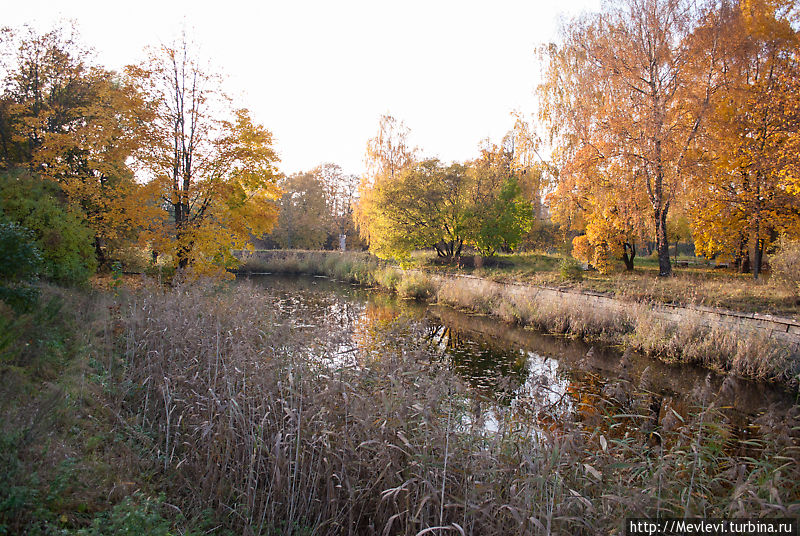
[
  {"left": 408, "top": 250, "right": 800, "bottom": 320},
  {"left": 239, "top": 250, "right": 799, "bottom": 386},
  {"left": 0, "top": 284, "right": 181, "bottom": 534}
]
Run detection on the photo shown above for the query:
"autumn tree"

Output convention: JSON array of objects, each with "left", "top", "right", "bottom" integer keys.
[
  {"left": 358, "top": 159, "right": 472, "bottom": 261},
  {"left": 132, "top": 37, "right": 281, "bottom": 274},
  {"left": 688, "top": 0, "right": 800, "bottom": 277},
  {"left": 507, "top": 114, "right": 554, "bottom": 219},
  {"left": 541, "top": 0, "right": 722, "bottom": 276},
  {"left": 465, "top": 142, "right": 534, "bottom": 256},
  {"left": 549, "top": 152, "right": 653, "bottom": 272},
  {"left": 363, "top": 114, "right": 416, "bottom": 184},
  {"left": 0, "top": 25, "right": 96, "bottom": 167},
  {"left": 355, "top": 114, "right": 417, "bottom": 246},
  {"left": 0, "top": 24, "right": 154, "bottom": 266},
  {"left": 271, "top": 171, "right": 330, "bottom": 249},
  {"left": 314, "top": 163, "right": 363, "bottom": 249}
]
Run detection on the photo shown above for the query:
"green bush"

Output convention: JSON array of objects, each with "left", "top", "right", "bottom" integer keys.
[
  {"left": 0, "top": 170, "right": 96, "bottom": 285},
  {"left": 75, "top": 493, "right": 172, "bottom": 536},
  {"left": 0, "top": 222, "right": 42, "bottom": 313},
  {"left": 559, "top": 256, "right": 584, "bottom": 281}
]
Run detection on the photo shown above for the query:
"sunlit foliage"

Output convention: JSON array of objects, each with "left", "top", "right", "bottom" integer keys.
[{"left": 131, "top": 38, "right": 281, "bottom": 275}]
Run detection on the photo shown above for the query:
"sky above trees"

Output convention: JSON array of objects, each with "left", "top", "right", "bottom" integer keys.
[{"left": 5, "top": 0, "right": 600, "bottom": 177}]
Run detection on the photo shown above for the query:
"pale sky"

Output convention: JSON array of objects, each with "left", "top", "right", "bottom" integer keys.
[{"left": 5, "top": 0, "right": 600, "bottom": 177}]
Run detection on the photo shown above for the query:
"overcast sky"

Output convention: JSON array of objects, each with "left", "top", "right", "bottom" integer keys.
[{"left": 5, "top": 0, "right": 600, "bottom": 177}]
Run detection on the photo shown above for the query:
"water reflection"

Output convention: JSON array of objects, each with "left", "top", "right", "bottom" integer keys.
[{"left": 245, "top": 274, "right": 798, "bottom": 439}]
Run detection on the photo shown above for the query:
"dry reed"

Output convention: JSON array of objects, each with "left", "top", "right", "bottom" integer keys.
[{"left": 117, "top": 280, "right": 800, "bottom": 535}]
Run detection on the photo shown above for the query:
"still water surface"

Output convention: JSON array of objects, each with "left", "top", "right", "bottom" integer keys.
[{"left": 245, "top": 274, "right": 797, "bottom": 437}]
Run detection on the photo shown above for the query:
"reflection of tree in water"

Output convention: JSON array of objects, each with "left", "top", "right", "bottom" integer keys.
[
  {"left": 252, "top": 275, "right": 800, "bottom": 450},
  {"left": 421, "top": 323, "right": 528, "bottom": 404}
]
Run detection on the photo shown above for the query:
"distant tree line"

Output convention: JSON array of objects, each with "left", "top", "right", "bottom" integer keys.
[{"left": 257, "top": 163, "right": 366, "bottom": 251}]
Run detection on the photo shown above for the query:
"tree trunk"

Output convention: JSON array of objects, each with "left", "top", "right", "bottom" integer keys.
[
  {"left": 752, "top": 209, "right": 762, "bottom": 280},
  {"left": 734, "top": 233, "right": 747, "bottom": 270},
  {"left": 753, "top": 237, "right": 763, "bottom": 280},
  {"left": 94, "top": 236, "right": 107, "bottom": 269},
  {"left": 176, "top": 223, "right": 191, "bottom": 270},
  {"left": 740, "top": 249, "right": 751, "bottom": 273},
  {"left": 655, "top": 207, "right": 672, "bottom": 276},
  {"left": 622, "top": 241, "right": 636, "bottom": 271}
]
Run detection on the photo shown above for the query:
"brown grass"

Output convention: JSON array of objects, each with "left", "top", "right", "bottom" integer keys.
[
  {"left": 433, "top": 275, "right": 797, "bottom": 385},
  {"left": 417, "top": 251, "right": 799, "bottom": 319},
  {"left": 114, "top": 280, "right": 800, "bottom": 534}
]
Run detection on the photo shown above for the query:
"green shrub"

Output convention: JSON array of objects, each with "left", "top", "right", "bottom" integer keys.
[
  {"left": 75, "top": 493, "right": 172, "bottom": 536},
  {"left": 558, "top": 256, "right": 584, "bottom": 281},
  {"left": 0, "top": 171, "right": 96, "bottom": 285},
  {"left": 0, "top": 222, "right": 42, "bottom": 313},
  {"left": 0, "top": 290, "right": 65, "bottom": 370}
]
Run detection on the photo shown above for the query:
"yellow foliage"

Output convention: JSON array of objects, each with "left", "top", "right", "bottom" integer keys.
[{"left": 132, "top": 39, "right": 281, "bottom": 274}]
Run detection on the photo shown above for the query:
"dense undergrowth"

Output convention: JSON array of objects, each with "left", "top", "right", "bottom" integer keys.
[
  {"left": 0, "top": 285, "right": 226, "bottom": 535},
  {"left": 239, "top": 250, "right": 799, "bottom": 387}
]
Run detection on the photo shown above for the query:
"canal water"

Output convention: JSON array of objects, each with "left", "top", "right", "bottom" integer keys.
[{"left": 244, "top": 274, "right": 798, "bottom": 440}]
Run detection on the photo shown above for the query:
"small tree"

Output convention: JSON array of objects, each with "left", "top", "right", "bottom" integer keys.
[{"left": 357, "top": 159, "right": 470, "bottom": 262}]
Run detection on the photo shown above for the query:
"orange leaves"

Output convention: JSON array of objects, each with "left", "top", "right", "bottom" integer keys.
[
  {"left": 543, "top": 0, "right": 800, "bottom": 276},
  {"left": 687, "top": 0, "right": 800, "bottom": 268}
]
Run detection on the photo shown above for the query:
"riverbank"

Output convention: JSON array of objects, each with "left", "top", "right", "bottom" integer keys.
[
  {"left": 412, "top": 250, "right": 800, "bottom": 320},
  {"left": 238, "top": 250, "right": 800, "bottom": 387}
]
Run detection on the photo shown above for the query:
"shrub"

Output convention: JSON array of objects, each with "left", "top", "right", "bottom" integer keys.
[
  {"left": 0, "top": 171, "right": 96, "bottom": 285},
  {"left": 0, "top": 222, "right": 43, "bottom": 313},
  {"left": 559, "top": 256, "right": 584, "bottom": 281},
  {"left": 75, "top": 493, "right": 172, "bottom": 536},
  {"left": 396, "top": 271, "right": 436, "bottom": 300},
  {"left": 374, "top": 266, "right": 403, "bottom": 291},
  {"left": 770, "top": 238, "right": 800, "bottom": 293}
]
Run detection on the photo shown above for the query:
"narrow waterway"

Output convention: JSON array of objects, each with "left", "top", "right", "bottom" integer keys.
[{"left": 244, "top": 274, "right": 798, "bottom": 440}]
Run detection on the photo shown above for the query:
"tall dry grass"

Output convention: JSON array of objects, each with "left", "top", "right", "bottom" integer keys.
[
  {"left": 434, "top": 275, "right": 797, "bottom": 385},
  {"left": 627, "top": 306, "right": 794, "bottom": 382},
  {"left": 117, "top": 281, "right": 800, "bottom": 535}
]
